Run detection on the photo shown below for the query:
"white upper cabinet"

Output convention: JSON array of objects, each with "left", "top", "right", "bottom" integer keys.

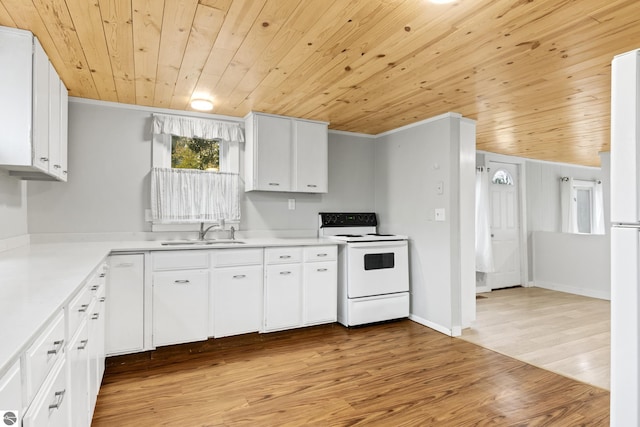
[
  {"left": 244, "top": 112, "right": 328, "bottom": 193},
  {"left": 0, "top": 26, "right": 68, "bottom": 181}
]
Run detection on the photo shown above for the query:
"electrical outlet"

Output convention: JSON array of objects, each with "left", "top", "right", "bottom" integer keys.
[
  {"left": 288, "top": 199, "right": 296, "bottom": 210},
  {"left": 435, "top": 208, "right": 446, "bottom": 221}
]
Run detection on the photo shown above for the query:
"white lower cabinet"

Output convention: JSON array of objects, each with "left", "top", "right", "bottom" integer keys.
[
  {"left": 106, "top": 253, "right": 145, "bottom": 355},
  {"left": 68, "top": 319, "right": 89, "bottom": 427},
  {"left": 264, "top": 263, "right": 303, "bottom": 331},
  {"left": 212, "top": 265, "right": 263, "bottom": 338},
  {"left": 0, "top": 361, "right": 22, "bottom": 423},
  {"left": 153, "top": 270, "right": 209, "bottom": 346},
  {"left": 304, "top": 260, "right": 338, "bottom": 325},
  {"left": 264, "top": 246, "right": 337, "bottom": 332},
  {"left": 22, "top": 356, "right": 69, "bottom": 427},
  {"left": 88, "top": 283, "right": 106, "bottom": 417}
]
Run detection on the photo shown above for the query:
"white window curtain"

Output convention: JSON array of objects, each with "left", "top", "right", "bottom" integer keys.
[
  {"left": 593, "top": 180, "right": 605, "bottom": 235},
  {"left": 152, "top": 113, "right": 244, "bottom": 143},
  {"left": 475, "top": 168, "right": 494, "bottom": 272},
  {"left": 560, "top": 176, "right": 576, "bottom": 233},
  {"left": 151, "top": 168, "right": 240, "bottom": 224}
]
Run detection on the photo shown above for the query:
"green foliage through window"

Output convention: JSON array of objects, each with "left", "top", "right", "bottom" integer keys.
[{"left": 171, "top": 136, "right": 220, "bottom": 171}]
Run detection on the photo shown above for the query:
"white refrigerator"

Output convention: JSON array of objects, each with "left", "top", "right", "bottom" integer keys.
[{"left": 611, "top": 48, "right": 640, "bottom": 426}]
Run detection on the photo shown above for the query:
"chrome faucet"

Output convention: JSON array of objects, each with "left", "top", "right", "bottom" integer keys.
[{"left": 198, "top": 222, "right": 219, "bottom": 241}]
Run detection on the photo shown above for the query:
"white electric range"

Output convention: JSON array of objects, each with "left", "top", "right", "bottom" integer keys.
[{"left": 318, "top": 212, "right": 410, "bottom": 326}]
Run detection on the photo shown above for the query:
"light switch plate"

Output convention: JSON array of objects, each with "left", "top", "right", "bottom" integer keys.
[
  {"left": 436, "top": 181, "right": 444, "bottom": 195},
  {"left": 435, "top": 208, "right": 446, "bottom": 221}
]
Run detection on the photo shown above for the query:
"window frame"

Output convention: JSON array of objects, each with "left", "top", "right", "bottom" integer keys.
[{"left": 571, "top": 179, "right": 596, "bottom": 235}]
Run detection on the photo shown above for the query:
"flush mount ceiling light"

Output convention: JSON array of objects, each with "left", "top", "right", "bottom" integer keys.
[{"left": 190, "top": 98, "right": 214, "bottom": 111}]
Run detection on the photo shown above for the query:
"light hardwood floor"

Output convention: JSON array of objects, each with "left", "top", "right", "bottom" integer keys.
[
  {"left": 93, "top": 320, "right": 609, "bottom": 426},
  {"left": 460, "top": 287, "right": 610, "bottom": 390}
]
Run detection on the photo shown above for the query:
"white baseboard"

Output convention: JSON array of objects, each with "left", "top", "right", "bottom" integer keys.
[
  {"left": 476, "top": 286, "right": 491, "bottom": 293},
  {"left": 534, "top": 280, "right": 610, "bottom": 301},
  {"left": 409, "top": 314, "right": 460, "bottom": 337},
  {"left": 0, "top": 234, "right": 30, "bottom": 252}
]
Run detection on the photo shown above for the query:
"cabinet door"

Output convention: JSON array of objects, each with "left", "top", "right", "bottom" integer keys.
[
  {"left": 68, "top": 320, "right": 90, "bottom": 427},
  {"left": 304, "top": 261, "right": 337, "bottom": 325},
  {"left": 58, "top": 82, "right": 68, "bottom": 181},
  {"left": 254, "top": 114, "right": 292, "bottom": 191},
  {"left": 0, "top": 361, "right": 22, "bottom": 422},
  {"left": 106, "top": 254, "right": 144, "bottom": 355},
  {"left": 153, "top": 270, "right": 209, "bottom": 347},
  {"left": 294, "top": 120, "right": 328, "bottom": 193},
  {"left": 32, "top": 37, "right": 50, "bottom": 172},
  {"left": 212, "top": 265, "right": 263, "bottom": 337},
  {"left": 264, "top": 263, "right": 302, "bottom": 331},
  {"left": 47, "top": 62, "right": 62, "bottom": 178}
]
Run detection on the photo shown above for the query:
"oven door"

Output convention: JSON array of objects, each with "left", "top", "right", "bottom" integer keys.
[{"left": 346, "top": 241, "right": 409, "bottom": 298}]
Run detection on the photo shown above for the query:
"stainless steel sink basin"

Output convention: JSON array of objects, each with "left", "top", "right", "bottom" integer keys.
[{"left": 160, "top": 240, "right": 245, "bottom": 246}]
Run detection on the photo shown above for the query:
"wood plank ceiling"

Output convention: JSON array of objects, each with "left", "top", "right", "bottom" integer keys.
[{"left": 1, "top": 0, "right": 639, "bottom": 166}]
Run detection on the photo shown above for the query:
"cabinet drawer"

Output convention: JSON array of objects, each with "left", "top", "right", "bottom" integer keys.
[
  {"left": 67, "top": 285, "right": 91, "bottom": 338},
  {"left": 22, "top": 356, "right": 69, "bottom": 427},
  {"left": 303, "top": 245, "right": 337, "bottom": 262},
  {"left": 152, "top": 250, "right": 209, "bottom": 271},
  {"left": 265, "top": 247, "right": 302, "bottom": 264},
  {"left": 211, "top": 248, "right": 263, "bottom": 267},
  {"left": 25, "top": 311, "right": 65, "bottom": 401}
]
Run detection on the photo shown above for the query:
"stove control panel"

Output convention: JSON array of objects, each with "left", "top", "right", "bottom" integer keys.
[{"left": 319, "top": 212, "right": 377, "bottom": 227}]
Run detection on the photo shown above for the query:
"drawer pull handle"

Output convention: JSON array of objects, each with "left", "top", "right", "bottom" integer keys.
[
  {"left": 92, "top": 313, "right": 100, "bottom": 320},
  {"left": 54, "top": 164, "right": 61, "bottom": 169},
  {"left": 307, "top": 184, "right": 317, "bottom": 188},
  {"left": 48, "top": 389, "right": 66, "bottom": 410},
  {"left": 99, "top": 273, "right": 106, "bottom": 278},
  {"left": 63, "top": 170, "right": 68, "bottom": 175},
  {"left": 91, "top": 285, "right": 99, "bottom": 291},
  {"left": 100, "top": 297, "right": 106, "bottom": 302},
  {"left": 233, "top": 275, "right": 246, "bottom": 279},
  {"left": 317, "top": 253, "right": 328, "bottom": 257},
  {"left": 77, "top": 339, "right": 89, "bottom": 350},
  {"left": 268, "top": 182, "right": 280, "bottom": 186},
  {"left": 279, "top": 255, "right": 291, "bottom": 259},
  {"left": 40, "top": 157, "right": 49, "bottom": 162},
  {"left": 47, "top": 340, "right": 64, "bottom": 355},
  {"left": 174, "top": 279, "right": 190, "bottom": 284},
  {"left": 317, "top": 268, "right": 328, "bottom": 272},
  {"left": 280, "top": 271, "right": 291, "bottom": 275},
  {"left": 116, "top": 263, "right": 134, "bottom": 268},
  {"left": 78, "top": 304, "right": 89, "bottom": 313}
]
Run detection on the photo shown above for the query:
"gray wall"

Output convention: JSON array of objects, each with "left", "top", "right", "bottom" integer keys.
[
  {"left": 27, "top": 100, "right": 376, "bottom": 235},
  {"left": 0, "top": 172, "right": 27, "bottom": 239},
  {"left": 374, "top": 114, "right": 475, "bottom": 334}
]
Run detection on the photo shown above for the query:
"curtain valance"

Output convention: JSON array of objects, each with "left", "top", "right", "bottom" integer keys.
[{"left": 152, "top": 113, "right": 244, "bottom": 143}]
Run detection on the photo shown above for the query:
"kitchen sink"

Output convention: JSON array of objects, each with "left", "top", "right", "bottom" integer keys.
[{"left": 160, "top": 240, "right": 245, "bottom": 246}]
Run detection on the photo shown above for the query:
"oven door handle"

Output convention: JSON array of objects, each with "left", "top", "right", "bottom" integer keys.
[{"left": 347, "top": 241, "right": 407, "bottom": 250}]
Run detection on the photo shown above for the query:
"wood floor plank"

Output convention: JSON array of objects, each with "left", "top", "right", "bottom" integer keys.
[
  {"left": 461, "top": 287, "right": 610, "bottom": 391},
  {"left": 93, "top": 320, "right": 609, "bottom": 426}
]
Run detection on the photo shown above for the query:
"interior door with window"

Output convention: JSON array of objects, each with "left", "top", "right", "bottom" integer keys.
[{"left": 487, "top": 161, "right": 522, "bottom": 289}]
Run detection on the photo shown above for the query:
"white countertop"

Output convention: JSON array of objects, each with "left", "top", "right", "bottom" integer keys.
[{"left": 0, "top": 237, "right": 338, "bottom": 375}]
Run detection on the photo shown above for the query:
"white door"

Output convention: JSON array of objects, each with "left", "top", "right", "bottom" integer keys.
[{"left": 487, "top": 161, "right": 521, "bottom": 289}]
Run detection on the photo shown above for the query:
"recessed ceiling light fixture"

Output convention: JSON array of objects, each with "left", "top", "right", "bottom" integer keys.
[{"left": 190, "top": 98, "right": 214, "bottom": 111}]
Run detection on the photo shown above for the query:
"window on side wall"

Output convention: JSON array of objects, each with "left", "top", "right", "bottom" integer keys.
[{"left": 571, "top": 179, "right": 603, "bottom": 235}]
